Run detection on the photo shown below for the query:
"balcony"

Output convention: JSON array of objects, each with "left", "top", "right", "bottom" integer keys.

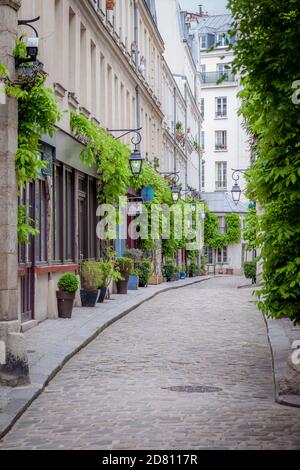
[
  {"left": 215, "top": 181, "right": 227, "bottom": 191},
  {"left": 215, "top": 144, "right": 228, "bottom": 151},
  {"left": 200, "top": 72, "right": 236, "bottom": 86}
]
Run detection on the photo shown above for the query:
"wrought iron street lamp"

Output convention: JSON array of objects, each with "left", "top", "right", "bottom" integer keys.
[
  {"left": 16, "top": 17, "right": 40, "bottom": 68},
  {"left": 155, "top": 170, "right": 181, "bottom": 203},
  {"left": 171, "top": 185, "right": 181, "bottom": 203},
  {"left": 231, "top": 169, "right": 247, "bottom": 206},
  {"left": 107, "top": 127, "right": 144, "bottom": 177}
]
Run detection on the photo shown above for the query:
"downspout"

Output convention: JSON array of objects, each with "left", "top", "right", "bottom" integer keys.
[
  {"left": 184, "top": 81, "right": 188, "bottom": 191},
  {"left": 173, "top": 86, "right": 177, "bottom": 173}
]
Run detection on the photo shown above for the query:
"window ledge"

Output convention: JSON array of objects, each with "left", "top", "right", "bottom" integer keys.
[{"left": 35, "top": 264, "right": 79, "bottom": 274}]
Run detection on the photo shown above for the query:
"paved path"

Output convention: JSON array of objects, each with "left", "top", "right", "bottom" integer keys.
[{"left": 1, "top": 277, "right": 300, "bottom": 450}]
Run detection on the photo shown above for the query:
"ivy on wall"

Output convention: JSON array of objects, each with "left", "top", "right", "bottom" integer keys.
[
  {"left": 229, "top": 0, "right": 300, "bottom": 324},
  {"left": 1, "top": 46, "right": 61, "bottom": 243},
  {"left": 204, "top": 208, "right": 241, "bottom": 249}
]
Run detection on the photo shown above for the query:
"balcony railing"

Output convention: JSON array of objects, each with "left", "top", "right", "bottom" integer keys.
[
  {"left": 201, "top": 72, "right": 236, "bottom": 85},
  {"left": 215, "top": 181, "right": 227, "bottom": 191},
  {"left": 215, "top": 144, "right": 228, "bottom": 151}
]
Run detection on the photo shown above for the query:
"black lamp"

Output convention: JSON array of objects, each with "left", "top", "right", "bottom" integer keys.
[
  {"left": 231, "top": 181, "right": 242, "bottom": 206},
  {"left": 129, "top": 147, "right": 143, "bottom": 176},
  {"left": 171, "top": 185, "right": 181, "bottom": 203}
]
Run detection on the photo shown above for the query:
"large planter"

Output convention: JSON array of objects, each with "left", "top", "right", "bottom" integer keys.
[
  {"left": 56, "top": 291, "right": 75, "bottom": 319},
  {"left": 80, "top": 289, "right": 99, "bottom": 307},
  {"left": 128, "top": 275, "right": 139, "bottom": 291},
  {"left": 98, "top": 286, "right": 108, "bottom": 303},
  {"left": 117, "top": 279, "right": 129, "bottom": 295},
  {"left": 179, "top": 272, "right": 186, "bottom": 280}
]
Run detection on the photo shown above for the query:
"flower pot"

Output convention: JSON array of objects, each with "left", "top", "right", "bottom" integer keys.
[
  {"left": 117, "top": 279, "right": 129, "bottom": 295},
  {"left": 80, "top": 289, "right": 99, "bottom": 307},
  {"left": 56, "top": 291, "right": 75, "bottom": 319},
  {"left": 179, "top": 272, "right": 186, "bottom": 280},
  {"left": 97, "top": 286, "right": 108, "bottom": 303},
  {"left": 128, "top": 275, "right": 139, "bottom": 290}
]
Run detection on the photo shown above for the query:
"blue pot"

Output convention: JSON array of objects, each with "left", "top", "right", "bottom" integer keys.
[
  {"left": 128, "top": 275, "right": 139, "bottom": 290},
  {"left": 179, "top": 272, "right": 186, "bottom": 280}
]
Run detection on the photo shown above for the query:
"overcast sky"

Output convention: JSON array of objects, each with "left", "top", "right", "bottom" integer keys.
[{"left": 178, "top": 0, "right": 229, "bottom": 15}]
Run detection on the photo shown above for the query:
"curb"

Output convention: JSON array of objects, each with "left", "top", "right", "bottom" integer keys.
[
  {"left": 264, "top": 315, "right": 300, "bottom": 408},
  {"left": 0, "top": 276, "right": 212, "bottom": 440}
]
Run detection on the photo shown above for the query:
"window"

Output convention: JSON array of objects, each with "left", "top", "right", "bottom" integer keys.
[
  {"left": 215, "top": 162, "right": 228, "bottom": 190},
  {"left": 201, "top": 160, "right": 205, "bottom": 189},
  {"left": 35, "top": 179, "right": 47, "bottom": 263},
  {"left": 199, "top": 64, "right": 206, "bottom": 76},
  {"left": 217, "top": 246, "right": 228, "bottom": 264},
  {"left": 215, "top": 97, "right": 227, "bottom": 118},
  {"left": 200, "top": 98, "right": 205, "bottom": 117},
  {"left": 218, "top": 216, "right": 227, "bottom": 234},
  {"left": 64, "top": 168, "right": 75, "bottom": 262},
  {"left": 200, "top": 130, "right": 205, "bottom": 150},
  {"left": 200, "top": 35, "right": 207, "bottom": 49},
  {"left": 216, "top": 33, "right": 228, "bottom": 48},
  {"left": 215, "top": 130, "right": 227, "bottom": 151},
  {"left": 204, "top": 246, "right": 214, "bottom": 264},
  {"left": 53, "top": 164, "right": 62, "bottom": 262},
  {"left": 217, "top": 63, "right": 231, "bottom": 80}
]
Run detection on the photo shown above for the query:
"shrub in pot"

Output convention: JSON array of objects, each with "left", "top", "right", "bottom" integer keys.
[
  {"left": 97, "top": 260, "right": 123, "bottom": 302},
  {"left": 56, "top": 273, "right": 79, "bottom": 319},
  {"left": 123, "top": 249, "right": 143, "bottom": 291},
  {"left": 244, "top": 260, "right": 257, "bottom": 284},
  {"left": 80, "top": 261, "right": 102, "bottom": 307},
  {"left": 115, "top": 257, "right": 134, "bottom": 294},
  {"left": 163, "top": 264, "right": 175, "bottom": 282},
  {"left": 188, "top": 262, "right": 197, "bottom": 278},
  {"left": 136, "top": 259, "right": 152, "bottom": 287}
]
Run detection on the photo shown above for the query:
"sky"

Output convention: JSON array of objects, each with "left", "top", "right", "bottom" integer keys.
[{"left": 178, "top": 0, "right": 229, "bottom": 15}]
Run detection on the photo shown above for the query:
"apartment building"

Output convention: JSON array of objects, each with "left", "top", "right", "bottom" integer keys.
[
  {"left": 194, "top": 14, "right": 251, "bottom": 274},
  {"left": 15, "top": 0, "right": 165, "bottom": 327}
]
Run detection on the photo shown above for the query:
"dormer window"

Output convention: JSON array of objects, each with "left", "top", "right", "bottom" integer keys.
[
  {"left": 200, "top": 35, "right": 207, "bottom": 49},
  {"left": 216, "top": 33, "right": 229, "bottom": 48}
]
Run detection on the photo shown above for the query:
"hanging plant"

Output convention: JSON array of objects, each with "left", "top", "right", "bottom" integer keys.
[
  {"left": 0, "top": 42, "right": 61, "bottom": 243},
  {"left": 70, "top": 112, "right": 131, "bottom": 204}
]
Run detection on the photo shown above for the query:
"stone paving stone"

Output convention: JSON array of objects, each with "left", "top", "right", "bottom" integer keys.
[{"left": 0, "top": 277, "right": 300, "bottom": 450}]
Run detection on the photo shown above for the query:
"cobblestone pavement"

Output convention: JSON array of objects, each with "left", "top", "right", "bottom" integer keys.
[{"left": 1, "top": 277, "right": 300, "bottom": 450}]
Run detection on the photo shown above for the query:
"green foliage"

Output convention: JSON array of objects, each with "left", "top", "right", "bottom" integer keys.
[
  {"left": 58, "top": 274, "right": 79, "bottom": 293},
  {"left": 162, "top": 264, "right": 175, "bottom": 282},
  {"left": 13, "top": 38, "right": 28, "bottom": 59},
  {"left": 123, "top": 248, "right": 143, "bottom": 262},
  {"left": 70, "top": 112, "right": 131, "bottom": 204},
  {"left": 228, "top": 0, "right": 300, "bottom": 323},
  {"left": 204, "top": 207, "right": 241, "bottom": 249},
  {"left": 136, "top": 259, "right": 152, "bottom": 287},
  {"left": 81, "top": 261, "right": 102, "bottom": 291},
  {"left": 18, "top": 204, "right": 39, "bottom": 244},
  {"left": 0, "top": 63, "right": 9, "bottom": 78},
  {"left": 243, "top": 261, "right": 257, "bottom": 281},
  {"left": 243, "top": 207, "right": 259, "bottom": 250},
  {"left": 115, "top": 257, "right": 134, "bottom": 279},
  {"left": 188, "top": 262, "right": 197, "bottom": 277},
  {"left": 97, "top": 260, "right": 122, "bottom": 287}
]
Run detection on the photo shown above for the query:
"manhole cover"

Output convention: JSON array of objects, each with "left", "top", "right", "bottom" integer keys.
[{"left": 162, "top": 385, "right": 222, "bottom": 393}]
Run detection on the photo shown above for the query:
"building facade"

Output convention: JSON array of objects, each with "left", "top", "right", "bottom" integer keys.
[
  {"left": 194, "top": 14, "right": 251, "bottom": 274},
  {"left": 15, "top": 0, "right": 166, "bottom": 328}
]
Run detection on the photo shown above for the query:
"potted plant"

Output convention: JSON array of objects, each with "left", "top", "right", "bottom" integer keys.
[
  {"left": 80, "top": 261, "right": 102, "bottom": 307},
  {"left": 162, "top": 263, "right": 175, "bottom": 282},
  {"left": 56, "top": 273, "right": 79, "bottom": 319},
  {"left": 123, "top": 249, "right": 143, "bottom": 291},
  {"left": 136, "top": 259, "right": 152, "bottom": 287},
  {"left": 243, "top": 260, "right": 257, "bottom": 284},
  {"left": 115, "top": 257, "right": 134, "bottom": 294},
  {"left": 188, "top": 262, "right": 197, "bottom": 278},
  {"left": 179, "top": 265, "right": 186, "bottom": 280}
]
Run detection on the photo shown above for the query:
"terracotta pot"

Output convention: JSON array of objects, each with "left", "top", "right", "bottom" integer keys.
[{"left": 56, "top": 291, "right": 75, "bottom": 319}]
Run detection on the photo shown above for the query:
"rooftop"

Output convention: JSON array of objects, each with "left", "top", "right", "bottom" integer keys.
[
  {"left": 202, "top": 192, "right": 248, "bottom": 214},
  {"left": 197, "top": 14, "right": 233, "bottom": 34}
]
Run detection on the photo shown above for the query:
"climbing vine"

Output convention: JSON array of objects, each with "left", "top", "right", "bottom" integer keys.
[
  {"left": 0, "top": 44, "right": 61, "bottom": 243},
  {"left": 70, "top": 112, "right": 131, "bottom": 204},
  {"left": 204, "top": 208, "right": 241, "bottom": 249},
  {"left": 229, "top": 0, "right": 300, "bottom": 324}
]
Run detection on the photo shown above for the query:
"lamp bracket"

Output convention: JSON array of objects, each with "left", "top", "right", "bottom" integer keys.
[{"left": 107, "top": 127, "right": 142, "bottom": 147}]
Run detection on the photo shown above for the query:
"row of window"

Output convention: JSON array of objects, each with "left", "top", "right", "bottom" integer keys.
[
  {"left": 204, "top": 246, "right": 228, "bottom": 264},
  {"left": 19, "top": 164, "right": 98, "bottom": 266}
]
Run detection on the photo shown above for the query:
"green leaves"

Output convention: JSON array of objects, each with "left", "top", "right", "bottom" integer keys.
[
  {"left": 204, "top": 209, "right": 241, "bottom": 249},
  {"left": 0, "top": 63, "right": 9, "bottom": 78}
]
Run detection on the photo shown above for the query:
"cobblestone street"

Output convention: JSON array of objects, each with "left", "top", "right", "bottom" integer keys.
[{"left": 1, "top": 277, "right": 300, "bottom": 450}]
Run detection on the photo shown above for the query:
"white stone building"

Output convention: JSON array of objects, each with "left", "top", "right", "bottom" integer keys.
[{"left": 194, "top": 14, "right": 251, "bottom": 274}]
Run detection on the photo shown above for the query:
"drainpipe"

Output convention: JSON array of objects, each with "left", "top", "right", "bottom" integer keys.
[
  {"left": 173, "top": 86, "right": 177, "bottom": 173},
  {"left": 198, "top": 120, "right": 202, "bottom": 195},
  {"left": 184, "top": 81, "right": 188, "bottom": 191},
  {"left": 134, "top": 0, "right": 139, "bottom": 70}
]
